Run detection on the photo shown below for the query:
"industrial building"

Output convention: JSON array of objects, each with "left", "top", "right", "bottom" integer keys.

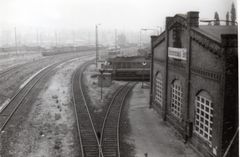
[{"left": 150, "top": 11, "right": 238, "bottom": 157}]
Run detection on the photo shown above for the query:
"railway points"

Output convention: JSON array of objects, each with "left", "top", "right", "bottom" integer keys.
[{"left": 72, "top": 61, "right": 135, "bottom": 157}]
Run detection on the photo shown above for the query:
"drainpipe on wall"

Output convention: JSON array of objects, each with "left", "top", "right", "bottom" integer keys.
[
  {"left": 163, "top": 17, "right": 172, "bottom": 121},
  {"left": 150, "top": 35, "right": 158, "bottom": 108},
  {"left": 184, "top": 11, "right": 199, "bottom": 143}
]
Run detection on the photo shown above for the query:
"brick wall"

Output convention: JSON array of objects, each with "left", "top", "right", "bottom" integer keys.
[{"left": 151, "top": 12, "right": 238, "bottom": 157}]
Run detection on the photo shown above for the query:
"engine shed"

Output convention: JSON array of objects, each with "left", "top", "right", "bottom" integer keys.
[{"left": 150, "top": 11, "right": 238, "bottom": 157}]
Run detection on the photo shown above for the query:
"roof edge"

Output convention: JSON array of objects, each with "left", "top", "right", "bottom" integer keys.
[{"left": 152, "top": 31, "right": 166, "bottom": 48}]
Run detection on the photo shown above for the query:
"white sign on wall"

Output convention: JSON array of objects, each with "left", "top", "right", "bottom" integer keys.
[{"left": 168, "top": 47, "right": 187, "bottom": 60}]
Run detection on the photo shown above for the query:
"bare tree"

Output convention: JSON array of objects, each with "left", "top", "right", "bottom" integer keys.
[
  {"left": 231, "top": 3, "right": 236, "bottom": 25},
  {"left": 226, "top": 12, "right": 230, "bottom": 26},
  {"left": 214, "top": 12, "right": 220, "bottom": 25}
]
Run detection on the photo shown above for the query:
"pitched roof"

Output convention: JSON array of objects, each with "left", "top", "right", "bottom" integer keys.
[
  {"left": 153, "top": 12, "right": 238, "bottom": 47},
  {"left": 193, "top": 25, "right": 238, "bottom": 43},
  {"left": 107, "top": 56, "right": 150, "bottom": 62},
  {"left": 175, "top": 14, "right": 187, "bottom": 19}
]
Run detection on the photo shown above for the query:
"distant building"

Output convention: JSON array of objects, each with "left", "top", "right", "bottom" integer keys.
[
  {"left": 107, "top": 46, "right": 121, "bottom": 58},
  {"left": 150, "top": 11, "right": 238, "bottom": 157}
]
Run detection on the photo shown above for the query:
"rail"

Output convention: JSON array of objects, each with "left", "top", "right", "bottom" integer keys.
[
  {"left": 100, "top": 82, "right": 135, "bottom": 157},
  {"left": 72, "top": 61, "right": 103, "bottom": 157},
  {"left": 0, "top": 54, "right": 94, "bottom": 132},
  {"left": 72, "top": 61, "right": 135, "bottom": 157}
]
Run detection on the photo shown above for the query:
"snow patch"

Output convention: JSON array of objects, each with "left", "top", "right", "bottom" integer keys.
[
  {"left": 0, "top": 98, "right": 10, "bottom": 113},
  {"left": 19, "top": 64, "right": 53, "bottom": 89},
  {"left": 18, "top": 56, "right": 93, "bottom": 90},
  {"left": 57, "top": 58, "right": 81, "bottom": 67}
]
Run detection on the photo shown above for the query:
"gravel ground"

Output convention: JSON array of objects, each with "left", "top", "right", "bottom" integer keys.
[
  {"left": 83, "top": 64, "right": 126, "bottom": 132},
  {"left": 0, "top": 52, "right": 43, "bottom": 72},
  {"left": 0, "top": 52, "right": 92, "bottom": 106},
  {"left": 0, "top": 56, "right": 94, "bottom": 157},
  {"left": 0, "top": 53, "right": 200, "bottom": 157},
  {"left": 123, "top": 83, "right": 200, "bottom": 157},
  {"left": 84, "top": 64, "right": 125, "bottom": 110}
]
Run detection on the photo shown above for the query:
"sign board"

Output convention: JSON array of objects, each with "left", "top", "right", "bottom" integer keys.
[{"left": 168, "top": 47, "right": 187, "bottom": 60}]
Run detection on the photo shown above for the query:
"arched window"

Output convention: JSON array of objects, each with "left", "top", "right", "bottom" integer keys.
[
  {"left": 171, "top": 80, "right": 183, "bottom": 119},
  {"left": 155, "top": 73, "right": 163, "bottom": 107},
  {"left": 194, "top": 90, "right": 213, "bottom": 143}
]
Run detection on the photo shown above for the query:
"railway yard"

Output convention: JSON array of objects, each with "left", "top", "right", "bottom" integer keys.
[
  {"left": 0, "top": 51, "right": 199, "bottom": 157},
  {"left": 0, "top": 0, "right": 237, "bottom": 156}
]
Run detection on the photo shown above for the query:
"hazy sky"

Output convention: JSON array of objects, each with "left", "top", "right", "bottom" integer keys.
[{"left": 0, "top": 0, "right": 237, "bottom": 31}]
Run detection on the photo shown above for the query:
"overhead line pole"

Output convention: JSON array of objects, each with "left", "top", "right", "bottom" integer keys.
[
  {"left": 115, "top": 29, "right": 117, "bottom": 49},
  {"left": 96, "top": 25, "right": 98, "bottom": 68},
  {"left": 55, "top": 31, "right": 58, "bottom": 47},
  {"left": 14, "top": 27, "right": 18, "bottom": 54},
  {"left": 95, "top": 24, "right": 101, "bottom": 68},
  {"left": 139, "top": 30, "right": 142, "bottom": 49}
]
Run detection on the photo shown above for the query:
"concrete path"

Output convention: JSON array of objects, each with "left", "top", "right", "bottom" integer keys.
[{"left": 127, "top": 83, "right": 200, "bottom": 157}]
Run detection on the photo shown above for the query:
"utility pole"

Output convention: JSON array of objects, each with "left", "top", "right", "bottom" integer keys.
[
  {"left": 36, "top": 29, "right": 39, "bottom": 52},
  {"left": 72, "top": 30, "right": 75, "bottom": 47},
  {"left": 88, "top": 32, "right": 90, "bottom": 45},
  {"left": 39, "top": 31, "right": 43, "bottom": 47},
  {"left": 141, "top": 61, "right": 147, "bottom": 88},
  {"left": 96, "top": 25, "right": 98, "bottom": 68},
  {"left": 14, "top": 27, "right": 18, "bottom": 54},
  {"left": 140, "top": 28, "right": 160, "bottom": 49},
  {"left": 55, "top": 31, "right": 58, "bottom": 47},
  {"left": 95, "top": 24, "right": 101, "bottom": 68},
  {"left": 115, "top": 29, "right": 117, "bottom": 49},
  {"left": 36, "top": 29, "right": 38, "bottom": 47},
  {"left": 139, "top": 30, "right": 142, "bottom": 49}
]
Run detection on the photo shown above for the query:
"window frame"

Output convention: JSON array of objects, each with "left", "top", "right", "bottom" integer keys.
[
  {"left": 154, "top": 73, "right": 163, "bottom": 108},
  {"left": 170, "top": 80, "right": 183, "bottom": 120},
  {"left": 194, "top": 91, "right": 213, "bottom": 145}
]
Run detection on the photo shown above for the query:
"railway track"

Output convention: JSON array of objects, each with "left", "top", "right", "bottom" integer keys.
[
  {"left": 0, "top": 64, "right": 25, "bottom": 78},
  {"left": 0, "top": 54, "right": 94, "bottom": 132},
  {"left": 72, "top": 62, "right": 135, "bottom": 157},
  {"left": 0, "top": 55, "right": 55, "bottom": 79},
  {"left": 100, "top": 82, "right": 135, "bottom": 157},
  {"left": 0, "top": 51, "right": 95, "bottom": 79},
  {"left": 72, "top": 61, "right": 101, "bottom": 157},
  {"left": 0, "top": 62, "right": 57, "bottom": 131}
]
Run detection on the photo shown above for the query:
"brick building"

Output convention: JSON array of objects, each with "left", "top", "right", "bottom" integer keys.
[{"left": 150, "top": 11, "right": 238, "bottom": 157}]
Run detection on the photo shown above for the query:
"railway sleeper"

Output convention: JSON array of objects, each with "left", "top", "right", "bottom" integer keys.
[
  {"left": 103, "top": 127, "right": 117, "bottom": 131},
  {"left": 81, "top": 131, "right": 96, "bottom": 135},
  {"left": 102, "top": 134, "right": 117, "bottom": 137},
  {"left": 79, "top": 125, "right": 93, "bottom": 129},
  {"left": 84, "top": 151, "right": 99, "bottom": 157},
  {"left": 102, "top": 151, "right": 117, "bottom": 156},
  {"left": 82, "top": 137, "right": 98, "bottom": 141},
  {"left": 105, "top": 120, "right": 119, "bottom": 124},
  {"left": 83, "top": 145, "right": 99, "bottom": 150},
  {"left": 102, "top": 148, "right": 117, "bottom": 155},
  {"left": 103, "top": 132, "right": 117, "bottom": 136},
  {"left": 80, "top": 129, "right": 96, "bottom": 132},
  {"left": 102, "top": 153, "right": 118, "bottom": 157},
  {"left": 102, "top": 134, "right": 116, "bottom": 137},
  {"left": 103, "top": 127, "right": 117, "bottom": 130},
  {"left": 102, "top": 141, "right": 117, "bottom": 146},
  {"left": 103, "top": 138, "right": 117, "bottom": 142},
  {"left": 82, "top": 138, "right": 98, "bottom": 142}
]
